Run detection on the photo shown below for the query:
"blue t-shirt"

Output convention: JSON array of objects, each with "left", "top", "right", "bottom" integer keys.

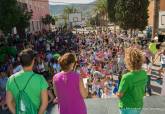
[{"left": 0, "top": 76, "right": 8, "bottom": 96}]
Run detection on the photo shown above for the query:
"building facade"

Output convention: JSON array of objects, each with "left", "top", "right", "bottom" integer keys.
[
  {"left": 17, "top": 0, "right": 50, "bottom": 32},
  {"left": 148, "top": 0, "right": 165, "bottom": 26}
]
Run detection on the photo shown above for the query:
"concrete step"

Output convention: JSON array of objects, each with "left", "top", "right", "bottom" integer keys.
[{"left": 51, "top": 96, "right": 165, "bottom": 114}]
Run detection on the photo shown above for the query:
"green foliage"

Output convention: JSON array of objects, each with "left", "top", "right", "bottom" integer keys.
[
  {"left": 53, "top": 16, "right": 58, "bottom": 22},
  {"left": 107, "top": 0, "right": 117, "bottom": 23},
  {"left": 89, "top": 17, "right": 96, "bottom": 27},
  {"left": 89, "top": 14, "right": 100, "bottom": 26},
  {"left": 16, "top": 8, "right": 32, "bottom": 31},
  {"left": 0, "top": 0, "right": 32, "bottom": 34},
  {"left": 63, "top": 6, "right": 79, "bottom": 15},
  {"left": 62, "top": 6, "right": 79, "bottom": 23},
  {"left": 16, "top": 7, "right": 32, "bottom": 35},
  {"left": 85, "top": 21, "right": 91, "bottom": 27},
  {"left": 94, "top": 0, "right": 108, "bottom": 26},
  {"left": 42, "top": 14, "right": 55, "bottom": 25},
  {"left": 115, "top": 0, "right": 149, "bottom": 31},
  {"left": 0, "top": 46, "right": 17, "bottom": 63},
  {"left": 95, "top": 0, "right": 108, "bottom": 14},
  {"left": 0, "top": 0, "right": 18, "bottom": 33}
]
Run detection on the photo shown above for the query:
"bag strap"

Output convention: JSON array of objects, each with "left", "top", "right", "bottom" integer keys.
[{"left": 14, "top": 73, "right": 35, "bottom": 91}]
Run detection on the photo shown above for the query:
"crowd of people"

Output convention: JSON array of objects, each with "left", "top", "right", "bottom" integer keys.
[
  {"left": 0, "top": 28, "right": 165, "bottom": 114},
  {"left": 0, "top": 29, "right": 79, "bottom": 110},
  {"left": 76, "top": 30, "right": 154, "bottom": 98}
]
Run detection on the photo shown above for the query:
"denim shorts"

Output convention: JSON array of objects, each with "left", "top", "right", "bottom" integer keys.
[{"left": 119, "top": 108, "right": 142, "bottom": 114}]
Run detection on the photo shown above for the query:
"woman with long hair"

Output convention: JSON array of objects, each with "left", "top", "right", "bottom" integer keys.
[{"left": 53, "top": 53, "right": 87, "bottom": 114}]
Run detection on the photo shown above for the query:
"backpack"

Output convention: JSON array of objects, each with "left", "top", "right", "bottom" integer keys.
[{"left": 14, "top": 73, "right": 38, "bottom": 114}]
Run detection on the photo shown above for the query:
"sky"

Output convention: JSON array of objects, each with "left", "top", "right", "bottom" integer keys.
[{"left": 49, "top": 0, "right": 96, "bottom": 5}]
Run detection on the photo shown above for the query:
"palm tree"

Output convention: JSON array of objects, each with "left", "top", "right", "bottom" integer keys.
[
  {"left": 42, "top": 14, "right": 56, "bottom": 30},
  {"left": 152, "top": 0, "right": 160, "bottom": 39},
  {"left": 42, "top": 14, "right": 53, "bottom": 25},
  {"left": 63, "top": 6, "right": 79, "bottom": 23},
  {"left": 52, "top": 16, "right": 58, "bottom": 25},
  {"left": 107, "top": 0, "right": 117, "bottom": 31},
  {"left": 63, "top": 6, "right": 79, "bottom": 16}
]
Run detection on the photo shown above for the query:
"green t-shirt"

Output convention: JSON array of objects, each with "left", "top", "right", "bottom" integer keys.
[
  {"left": 6, "top": 70, "right": 48, "bottom": 109},
  {"left": 149, "top": 42, "right": 157, "bottom": 54},
  {"left": 118, "top": 70, "right": 148, "bottom": 108}
]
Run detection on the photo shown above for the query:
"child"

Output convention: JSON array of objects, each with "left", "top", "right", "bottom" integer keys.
[
  {"left": 143, "top": 56, "right": 152, "bottom": 96},
  {"left": 102, "top": 86, "right": 111, "bottom": 98},
  {"left": 91, "top": 91, "right": 98, "bottom": 98},
  {"left": 113, "top": 82, "right": 118, "bottom": 95}
]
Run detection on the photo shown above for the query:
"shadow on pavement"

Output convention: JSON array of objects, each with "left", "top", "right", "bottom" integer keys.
[{"left": 151, "top": 84, "right": 162, "bottom": 94}]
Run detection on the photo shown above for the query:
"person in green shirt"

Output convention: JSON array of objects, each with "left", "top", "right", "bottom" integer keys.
[
  {"left": 6, "top": 48, "right": 48, "bottom": 114},
  {"left": 117, "top": 47, "right": 148, "bottom": 114},
  {"left": 149, "top": 40, "right": 157, "bottom": 55}
]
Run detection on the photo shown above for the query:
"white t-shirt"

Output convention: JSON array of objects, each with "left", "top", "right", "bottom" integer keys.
[
  {"left": 161, "top": 54, "right": 165, "bottom": 64},
  {"left": 117, "top": 54, "right": 124, "bottom": 64},
  {"left": 56, "top": 37, "right": 59, "bottom": 42},
  {"left": 51, "top": 41, "right": 54, "bottom": 47},
  {"left": 142, "top": 63, "right": 152, "bottom": 75},
  {"left": 38, "top": 63, "right": 45, "bottom": 72},
  {"left": 92, "top": 84, "right": 97, "bottom": 93},
  {"left": 46, "top": 43, "right": 50, "bottom": 51}
]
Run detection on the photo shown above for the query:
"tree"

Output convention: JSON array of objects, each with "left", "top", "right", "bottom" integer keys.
[
  {"left": 89, "top": 14, "right": 100, "bottom": 27},
  {"left": 94, "top": 0, "right": 108, "bottom": 26},
  {"left": 63, "top": 6, "right": 79, "bottom": 15},
  {"left": 0, "top": 0, "right": 32, "bottom": 34},
  {"left": 115, "top": 0, "right": 149, "bottom": 32},
  {"left": 41, "top": 14, "right": 56, "bottom": 31},
  {"left": 107, "top": 0, "right": 117, "bottom": 23},
  {"left": 107, "top": 0, "right": 118, "bottom": 31},
  {"left": 0, "top": 0, "right": 19, "bottom": 34},
  {"left": 16, "top": 6, "right": 32, "bottom": 36},
  {"left": 152, "top": 0, "right": 160, "bottom": 38},
  {"left": 42, "top": 14, "right": 55, "bottom": 25},
  {"left": 63, "top": 6, "right": 79, "bottom": 23},
  {"left": 53, "top": 16, "right": 58, "bottom": 25}
]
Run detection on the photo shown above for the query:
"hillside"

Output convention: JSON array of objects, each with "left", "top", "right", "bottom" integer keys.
[{"left": 49, "top": 2, "right": 96, "bottom": 16}]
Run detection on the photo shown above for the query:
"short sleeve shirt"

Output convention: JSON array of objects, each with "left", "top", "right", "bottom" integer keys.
[
  {"left": 118, "top": 70, "right": 147, "bottom": 108},
  {"left": 6, "top": 70, "right": 48, "bottom": 109},
  {"left": 161, "top": 54, "right": 165, "bottom": 64},
  {"left": 142, "top": 63, "right": 152, "bottom": 75}
]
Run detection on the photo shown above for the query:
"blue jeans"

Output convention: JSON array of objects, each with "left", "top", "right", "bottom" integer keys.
[{"left": 119, "top": 108, "right": 142, "bottom": 114}]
